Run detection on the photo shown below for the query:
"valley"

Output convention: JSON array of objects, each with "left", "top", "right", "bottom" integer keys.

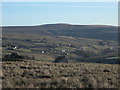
[{"left": 1, "top": 23, "right": 120, "bottom": 88}]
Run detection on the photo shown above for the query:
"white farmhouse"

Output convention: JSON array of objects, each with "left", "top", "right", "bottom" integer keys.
[
  {"left": 41, "top": 51, "right": 45, "bottom": 54},
  {"left": 62, "top": 50, "right": 65, "bottom": 52}
]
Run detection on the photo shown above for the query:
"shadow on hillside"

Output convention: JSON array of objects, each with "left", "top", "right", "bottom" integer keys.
[
  {"left": 77, "top": 58, "right": 120, "bottom": 64},
  {"left": 52, "top": 55, "right": 120, "bottom": 64},
  {"left": 2, "top": 58, "right": 24, "bottom": 61},
  {"left": 2, "top": 52, "right": 35, "bottom": 62}
]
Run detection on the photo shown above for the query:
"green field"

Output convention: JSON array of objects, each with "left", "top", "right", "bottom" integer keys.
[{"left": 2, "top": 33, "right": 119, "bottom": 64}]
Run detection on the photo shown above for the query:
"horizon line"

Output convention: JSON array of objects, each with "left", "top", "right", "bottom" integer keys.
[{"left": 0, "top": 23, "right": 118, "bottom": 27}]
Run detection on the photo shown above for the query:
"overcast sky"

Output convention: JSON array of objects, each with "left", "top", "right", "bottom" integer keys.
[{"left": 2, "top": 2, "right": 118, "bottom": 26}]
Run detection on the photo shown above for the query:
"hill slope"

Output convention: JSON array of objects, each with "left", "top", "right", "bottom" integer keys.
[
  {"left": 2, "top": 23, "right": 118, "bottom": 41},
  {"left": 2, "top": 61, "right": 120, "bottom": 88}
]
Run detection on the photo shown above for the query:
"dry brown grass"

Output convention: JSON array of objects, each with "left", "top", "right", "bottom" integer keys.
[{"left": 1, "top": 60, "right": 120, "bottom": 88}]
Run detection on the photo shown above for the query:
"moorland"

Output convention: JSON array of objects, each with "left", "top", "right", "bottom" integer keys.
[{"left": 1, "top": 23, "right": 120, "bottom": 88}]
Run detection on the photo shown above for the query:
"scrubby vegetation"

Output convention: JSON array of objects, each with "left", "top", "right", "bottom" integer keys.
[
  {"left": 1, "top": 24, "right": 119, "bottom": 88},
  {"left": 1, "top": 61, "right": 120, "bottom": 88}
]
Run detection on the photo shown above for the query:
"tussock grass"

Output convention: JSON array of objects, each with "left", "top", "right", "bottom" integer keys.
[{"left": 1, "top": 61, "right": 120, "bottom": 88}]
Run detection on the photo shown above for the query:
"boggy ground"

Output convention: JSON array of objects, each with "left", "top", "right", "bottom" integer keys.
[{"left": 1, "top": 60, "right": 120, "bottom": 88}]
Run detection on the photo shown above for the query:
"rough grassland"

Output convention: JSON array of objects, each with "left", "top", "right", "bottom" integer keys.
[{"left": 1, "top": 60, "right": 120, "bottom": 88}]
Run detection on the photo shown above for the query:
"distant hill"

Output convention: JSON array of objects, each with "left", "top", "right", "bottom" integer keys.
[{"left": 2, "top": 23, "right": 118, "bottom": 41}]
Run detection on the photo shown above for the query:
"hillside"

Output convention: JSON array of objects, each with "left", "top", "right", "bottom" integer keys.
[
  {"left": 1, "top": 61, "right": 120, "bottom": 88},
  {"left": 1, "top": 24, "right": 119, "bottom": 88},
  {"left": 2, "top": 33, "right": 119, "bottom": 64},
  {"left": 2, "top": 23, "right": 118, "bottom": 41}
]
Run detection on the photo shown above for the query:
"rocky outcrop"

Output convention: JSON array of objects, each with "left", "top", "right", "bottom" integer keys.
[
  {"left": 4, "top": 53, "right": 23, "bottom": 59},
  {"left": 53, "top": 55, "right": 68, "bottom": 63},
  {"left": 3, "top": 53, "right": 24, "bottom": 61}
]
